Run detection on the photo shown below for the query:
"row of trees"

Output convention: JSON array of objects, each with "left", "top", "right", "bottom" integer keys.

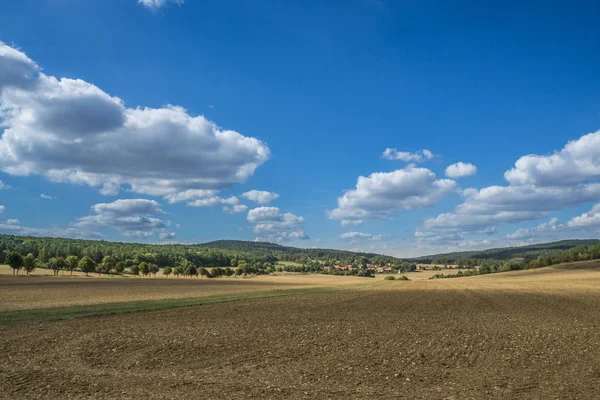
[
  {"left": 4, "top": 251, "right": 296, "bottom": 279},
  {"left": 430, "top": 244, "right": 600, "bottom": 279},
  {"left": 0, "top": 234, "right": 403, "bottom": 274}
]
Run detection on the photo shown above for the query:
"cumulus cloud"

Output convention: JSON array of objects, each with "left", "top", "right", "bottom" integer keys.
[
  {"left": 0, "top": 205, "right": 4, "bottom": 213},
  {"left": 0, "top": 180, "right": 7, "bottom": 190},
  {"left": 0, "top": 43, "right": 39, "bottom": 91},
  {"left": 40, "top": 194, "right": 56, "bottom": 200},
  {"left": 567, "top": 204, "right": 600, "bottom": 230},
  {"left": 420, "top": 183, "right": 600, "bottom": 238},
  {"left": 163, "top": 189, "right": 218, "bottom": 204},
  {"left": 0, "top": 42, "right": 269, "bottom": 201},
  {"left": 341, "top": 219, "right": 364, "bottom": 227},
  {"left": 416, "top": 130, "right": 600, "bottom": 244},
  {"left": 339, "top": 231, "right": 388, "bottom": 241},
  {"left": 74, "top": 199, "right": 174, "bottom": 239},
  {"left": 241, "top": 190, "right": 279, "bottom": 205},
  {"left": 187, "top": 196, "right": 240, "bottom": 208},
  {"left": 505, "top": 130, "right": 600, "bottom": 187},
  {"left": 506, "top": 218, "right": 561, "bottom": 240},
  {"left": 328, "top": 167, "right": 457, "bottom": 224},
  {"left": 138, "top": 0, "right": 184, "bottom": 10},
  {"left": 247, "top": 206, "right": 308, "bottom": 242},
  {"left": 0, "top": 220, "right": 102, "bottom": 239},
  {"left": 224, "top": 204, "right": 248, "bottom": 214},
  {"left": 445, "top": 162, "right": 477, "bottom": 178},
  {"left": 381, "top": 148, "right": 434, "bottom": 162}
]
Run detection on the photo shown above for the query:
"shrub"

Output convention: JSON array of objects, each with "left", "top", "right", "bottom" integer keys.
[
  {"left": 384, "top": 276, "right": 396, "bottom": 280},
  {"left": 398, "top": 275, "right": 410, "bottom": 281}
]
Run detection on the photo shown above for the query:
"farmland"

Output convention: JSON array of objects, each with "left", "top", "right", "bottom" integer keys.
[{"left": 1, "top": 260, "right": 599, "bottom": 399}]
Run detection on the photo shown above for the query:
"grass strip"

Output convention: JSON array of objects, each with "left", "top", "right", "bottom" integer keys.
[{"left": 0, "top": 281, "right": 381, "bottom": 326}]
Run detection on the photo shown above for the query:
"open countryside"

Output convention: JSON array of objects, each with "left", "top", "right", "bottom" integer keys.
[
  {"left": 1, "top": 259, "right": 599, "bottom": 399},
  {"left": 2, "top": 2, "right": 600, "bottom": 399},
  {"left": 1, "top": 236, "right": 600, "bottom": 398}
]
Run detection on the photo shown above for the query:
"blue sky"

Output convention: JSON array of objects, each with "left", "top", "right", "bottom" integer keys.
[{"left": 0, "top": 0, "right": 599, "bottom": 257}]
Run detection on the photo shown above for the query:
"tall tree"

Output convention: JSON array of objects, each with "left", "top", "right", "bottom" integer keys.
[
  {"left": 78, "top": 256, "right": 96, "bottom": 277},
  {"left": 5, "top": 251, "right": 23, "bottom": 275},
  {"left": 138, "top": 262, "right": 150, "bottom": 277},
  {"left": 23, "top": 253, "right": 38, "bottom": 275},
  {"left": 65, "top": 255, "right": 79, "bottom": 276}
]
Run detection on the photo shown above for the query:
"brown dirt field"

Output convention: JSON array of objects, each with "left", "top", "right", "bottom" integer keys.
[
  {"left": 1, "top": 262, "right": 599, "bottom": 399},
  {"left": 0, "top": 273, "right": 379, "bottom": 311}
]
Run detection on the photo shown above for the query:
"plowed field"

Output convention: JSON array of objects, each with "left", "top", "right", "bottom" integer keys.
[{"left": 1, "top": 261, "right": 599, "bottom": 399}]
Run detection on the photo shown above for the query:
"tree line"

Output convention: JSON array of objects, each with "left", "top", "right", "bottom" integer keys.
[{"left": 430, "top": 242, "right": 600, "bottom": 279}]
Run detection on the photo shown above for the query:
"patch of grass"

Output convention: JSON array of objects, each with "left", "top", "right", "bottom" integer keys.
[
  {"left": 0, "top": 281, "right": 381, "bottom": 326},
  {"left": 384, "top": 275, "right": 410, "bottom": 281},
  {"left": 275, "top": 261, "right": 304, "bottom": 267}
]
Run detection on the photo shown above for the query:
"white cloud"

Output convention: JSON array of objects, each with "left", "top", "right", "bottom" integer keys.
[
  {"left": 74, "top": 199, "right": 174, "bottom": 239},
  {"left": 505, "top": 130, "right": 600, "bottom": 187},
  {"left": 164, "top": 189, "right": 218, "bottom": 204},
  {"left": 0, "top": 180, "right": 7, "bottom": 190},
  {"left": 138, "top": 0, "right": 184, "bottom": 10},
  {"left": 328, "top": 167, "right": 457, "bottom": 224},
  {"left": 241, "top": 190, "right": 279, "bottom": 205},
  {"left": 341, "top": 219, "right": 364, "bottom": 227},
  {"left": 339, "top": 231, "right": 388, "bottom": 241},
  {"left": 224, "top": 204, "right": 249, "bottom": 214},
  {"left": 6, "top": 218, "right": 19, "bottom": 225},
  {"left": 0, "top": 205, "right": 5, "bottom": 213},
  {"left": 381, "top": 148, "right": 434, "bottom": 162},
  {"left": 159, "top": 231, "right": 176, "bottom": 239},
  {"left": 0, "top": 221, "right": 102, "bottom": 239},
  {"left": 420, "top": 183, "right": 600, "bottom": 237},
  {"left": 506, "top": 218, "right": 561, "bottom": 240},
  {"left": 567, "top": 204, "right": 600, "bottom": 230},
  {"left": 187, "top": 196, "right": 239, "bottom": 207},
  {"left": 339, "top": 231, "right": 372, "bottom": 240},
  {"left": 247, "top": 206, "right": 308, "bottom": 242},
  {"left": 0, "top": 42, "right": 39, "bottom": 91},
  {"left": 417, "top": 130, "right": 600, "bottom": 244},
  {"left": 40, "top": 193, "right": 56, "bottom": 200},
  {"left": 0, "top": 42, "right": 269, "bottom": 201},
  {"left": 445, "top": 162, "right": 477, "bottom": 179}
]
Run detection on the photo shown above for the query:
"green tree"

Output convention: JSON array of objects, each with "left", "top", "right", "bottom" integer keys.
[
  {"left": 23, "top": 253, "right": 38, "bottom": 275},
  {"left": 149, "top": 263, "right": 159, "bottom": 277},
  {"left": 130, "top": 264, "right": 140, "bottom": 276},
  {"left": 139, "top": 262, "right": 150, "bottom": 277},
  {"left": 100, "top": 256, "right": 116, "bottom": 275},
  {"left": 5, "top": 251, "right": 23, "bottom": 275},
  {"left": 184, "top": 264, "right": 197, "bottom": 278},
  {"left": 78, "top": 256, "right": 96, "bottom": 276},
  {"left": 65, "top": 255, "right": 79, "bottom": 276},
  {"left": 55, "top": 257, "right": 66, "bottom": 275},
  {"left": 162, "top": 266, "right": 172, "bottom": 277},
  {"left": 114, "top": 261, "right": 126, "bottom": 274},
  {"left": 47, "top": 257, "right": 64, "bottom": 276}
]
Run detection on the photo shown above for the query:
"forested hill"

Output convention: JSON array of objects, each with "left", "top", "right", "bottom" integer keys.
[
  {"left": 410, "top": 239, "right": 600, "bottom": 264},
  {"left": 197, "top": 240, "right": 387, "bottom": 260},
  {"left": 1, "top": 234, "right": 599, "bottom": 268},
  {"left": 0, "top": 234, "right": 400, "bottom": 267}
]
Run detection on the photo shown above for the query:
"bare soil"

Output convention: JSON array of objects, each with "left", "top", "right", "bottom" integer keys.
[
  {"left": 1, "top": 261, "right": 599, "bottom": 399},
  {"left": 0, "top": 273, "right": 375, "bottom": 311}
]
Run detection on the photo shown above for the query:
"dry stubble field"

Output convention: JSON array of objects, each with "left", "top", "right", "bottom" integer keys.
[{"left": 1, "top": 261, "right": 599, "bottom": 399}]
